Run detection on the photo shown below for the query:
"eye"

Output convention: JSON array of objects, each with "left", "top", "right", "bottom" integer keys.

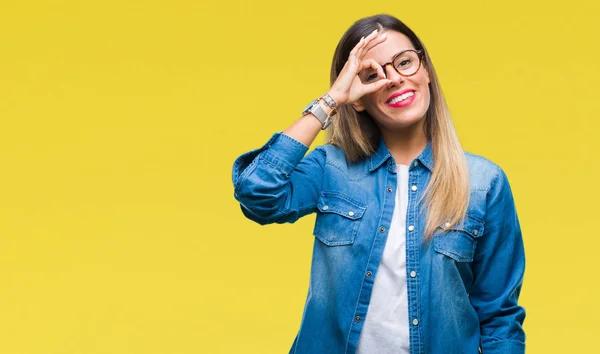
[
  {"left": 397, "top": 59, "right": 413, "bottom": 68},
  {"left": 360, "top": 70, "right": 379, "bottom": 83},
  {"left": 366, "top": 73, "right": 379, "bottom": 82}
]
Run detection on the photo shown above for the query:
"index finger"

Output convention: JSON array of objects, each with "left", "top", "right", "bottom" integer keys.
[
  {"left": 363, "top": 32, "right": 388, "bottom": 54},
  {"left": 356, "top": 31, "right": 388, "bottom": 61}
]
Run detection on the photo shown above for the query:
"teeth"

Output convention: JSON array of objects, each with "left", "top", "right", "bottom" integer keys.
[{"left": 389, "top": 91, "right": 414, "bottom": 104}]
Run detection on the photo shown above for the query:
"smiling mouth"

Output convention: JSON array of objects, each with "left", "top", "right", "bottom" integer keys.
[{"left": 387, "top": 91, "right": 415, "bottom": 104}]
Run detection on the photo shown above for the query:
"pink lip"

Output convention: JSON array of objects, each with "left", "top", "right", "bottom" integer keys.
[{"left": 386, "top": 89, "right": 416, "bottom": 108}]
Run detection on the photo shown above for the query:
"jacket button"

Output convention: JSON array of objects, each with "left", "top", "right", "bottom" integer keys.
[
  {"left": 411, "top": 185, "right": 417, "bottom": 191},
  {"left": 387, "top": 187, "right": 393, "bottom": 193},
  {"left": 473, "top": 229, "right": 479, "bottom": 236},
  {"left": 410, "top": 271, "right": 417, "bottom": 278},
  {"left": 355, "top": 316, "right": 361, "bottom": 323},
  {"left": 348, "top": 211, "right": 355, "bottom": 217},
  {"left": 412, "top": 318, "right": 419, "bottom": 326},
  {"left": 408, "top": 225, "right": 414, "bottom": 231},
  {"left": 366, "top": 271, "right": 372, "bottom": 277},
  {"left": 413, "top": 161, "right": 418, "bottom": 167},
  {"left": 379, "top": 226, "right": 385, "bottom": 232}
]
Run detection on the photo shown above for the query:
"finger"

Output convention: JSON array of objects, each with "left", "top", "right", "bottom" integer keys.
[
  {"left": 347, "top": 37, "right": 368, "bottom": 69},
  {"left": 360, "top": 58, "right": 386, "bottom": 79},
  {"left": 363, "top": 32, "right": 387, "bottom": 53},
  {"left": 364, "top": 79, "right": 392, "bottom": 94},
  {"left": 348, "top": 36, "right": 366, "bottom": 58},
  {"left": 349, "top": 29, "right": 382, "bottom": 72},
  {"left": 358, "top": 32, "right": 387, "bottom": 60},
  {"left": 356, "top": 29, "right": 379, "bottom": 59}
]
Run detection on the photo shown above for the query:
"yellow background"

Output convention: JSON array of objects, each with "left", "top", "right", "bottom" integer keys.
[{"left": 1, "top": 0, "right": 598, "bottom": 353}]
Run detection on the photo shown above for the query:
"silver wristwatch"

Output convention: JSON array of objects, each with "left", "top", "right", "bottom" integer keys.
[{"left": 302, "top": 99, "right": 337, "bottom": 130}]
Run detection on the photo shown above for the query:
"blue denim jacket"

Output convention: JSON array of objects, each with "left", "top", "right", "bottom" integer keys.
[{"left": 232, "top": 132, "right": 526, "bottom": 354}]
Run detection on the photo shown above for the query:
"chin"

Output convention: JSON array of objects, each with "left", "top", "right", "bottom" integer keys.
[
  {"left": 376, "top": 106, "right": 428, "bottom": 130},
  {"left": 389, "top": 116, "right": 425, "bottom": 129}
]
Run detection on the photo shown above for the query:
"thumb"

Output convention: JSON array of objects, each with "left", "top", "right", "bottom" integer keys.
[{"left": 364, "top": 79, "right": 392, "bottom": 94}]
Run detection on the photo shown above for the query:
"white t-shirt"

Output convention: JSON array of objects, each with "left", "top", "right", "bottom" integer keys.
[{"left": 356, "top": 164, "right": 410, "bottom": 354}]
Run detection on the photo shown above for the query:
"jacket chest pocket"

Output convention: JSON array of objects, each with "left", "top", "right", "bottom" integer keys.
[
  {"left": 433, "top": 215, "right": 484, "bottom": 262},
  {"left": 313, "top": 192, "right": 366, "bottom": 246}
]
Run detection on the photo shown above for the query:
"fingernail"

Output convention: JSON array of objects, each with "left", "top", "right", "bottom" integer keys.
[
  {"left": 360, "top": 36, "right": 365, "bottom": 41},
  {"left": 372, "top": 29, "right": 378, "bottom": 34}
]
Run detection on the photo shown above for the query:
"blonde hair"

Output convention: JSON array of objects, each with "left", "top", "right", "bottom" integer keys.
[{"left": 328, "top": 15, "right": 470, "bottom": 240}]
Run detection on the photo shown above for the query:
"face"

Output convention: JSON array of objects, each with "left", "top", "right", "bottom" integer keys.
[{"left": 354, "top": 30, "right": 431, "bottom": 131}]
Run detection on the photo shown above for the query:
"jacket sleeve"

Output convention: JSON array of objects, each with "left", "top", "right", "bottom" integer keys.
[
  {"left": 470, "top": 167, "right": 526, "bottom": 353},
  {"left": 232, "top": 132, "right": 326, "bottom": 225}
]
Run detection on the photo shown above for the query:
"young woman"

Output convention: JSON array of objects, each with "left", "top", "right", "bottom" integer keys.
[{"left": 232, "top": 14, "right": 525, "bottom": 354}]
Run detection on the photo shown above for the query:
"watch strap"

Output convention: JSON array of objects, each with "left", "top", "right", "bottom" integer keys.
[
  {"left": 309, "top": 103, "right": 330, "bottom": 129},
  {"left": 321, "top": 93, "right": 337, "bottom": 109},
  {"left": 301, "top": 98, "right": 336, "bottom": 130}
]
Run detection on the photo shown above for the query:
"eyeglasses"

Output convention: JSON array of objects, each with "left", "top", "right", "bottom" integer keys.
[{"left": 358, "top": 49, "right": 424, "bottom": 84}]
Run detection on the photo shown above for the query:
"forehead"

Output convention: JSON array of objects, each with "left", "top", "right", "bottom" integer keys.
[{"left": 363, "top": 30, "right": 415, "bottom": 63}]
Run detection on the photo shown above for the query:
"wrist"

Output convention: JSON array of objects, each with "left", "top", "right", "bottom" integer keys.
[
  {"left": 317, "top": 98, "right": 333, "bottom": 115},
  {"left": 326, "top": 90, "right": 345, "bottom": 106},
  {"left": 301, "top": 97, "right": 336, "bottom": 130}
]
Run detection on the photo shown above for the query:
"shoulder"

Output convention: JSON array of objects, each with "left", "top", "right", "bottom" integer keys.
[
  {"left": 313, "top": 142, "right": 370, "bottom": 179},
  {"left": 312, "top": 142, "right": 350, "bottom": 167},
  {"left": 295, "top": 142, "right": 349, "bottom": 173},
  {"left": 464, "top": 151, "right": 507, "bottom": 192}
]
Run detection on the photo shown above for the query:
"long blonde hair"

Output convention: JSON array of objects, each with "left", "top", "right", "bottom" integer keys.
[{"left": 328, "top": 14, "right": 470, "bottom": 240}]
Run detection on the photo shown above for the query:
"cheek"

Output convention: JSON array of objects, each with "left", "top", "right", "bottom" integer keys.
[
  {"left": 363, "top": 93, "right": 384, "bottom": 110},
  {"left": 368, "top": 87, "right": 385, "bottom": 99},
  {"left": 421, "top": 87, "right": 432, "bottom": 111},
  {"left": 416, "top": 77, "right": 431, "bottom": 99}
]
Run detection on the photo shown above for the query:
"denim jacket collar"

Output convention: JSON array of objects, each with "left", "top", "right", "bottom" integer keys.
[{"left": 368, "top": 137, "right": 434, "bottom": 172}]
